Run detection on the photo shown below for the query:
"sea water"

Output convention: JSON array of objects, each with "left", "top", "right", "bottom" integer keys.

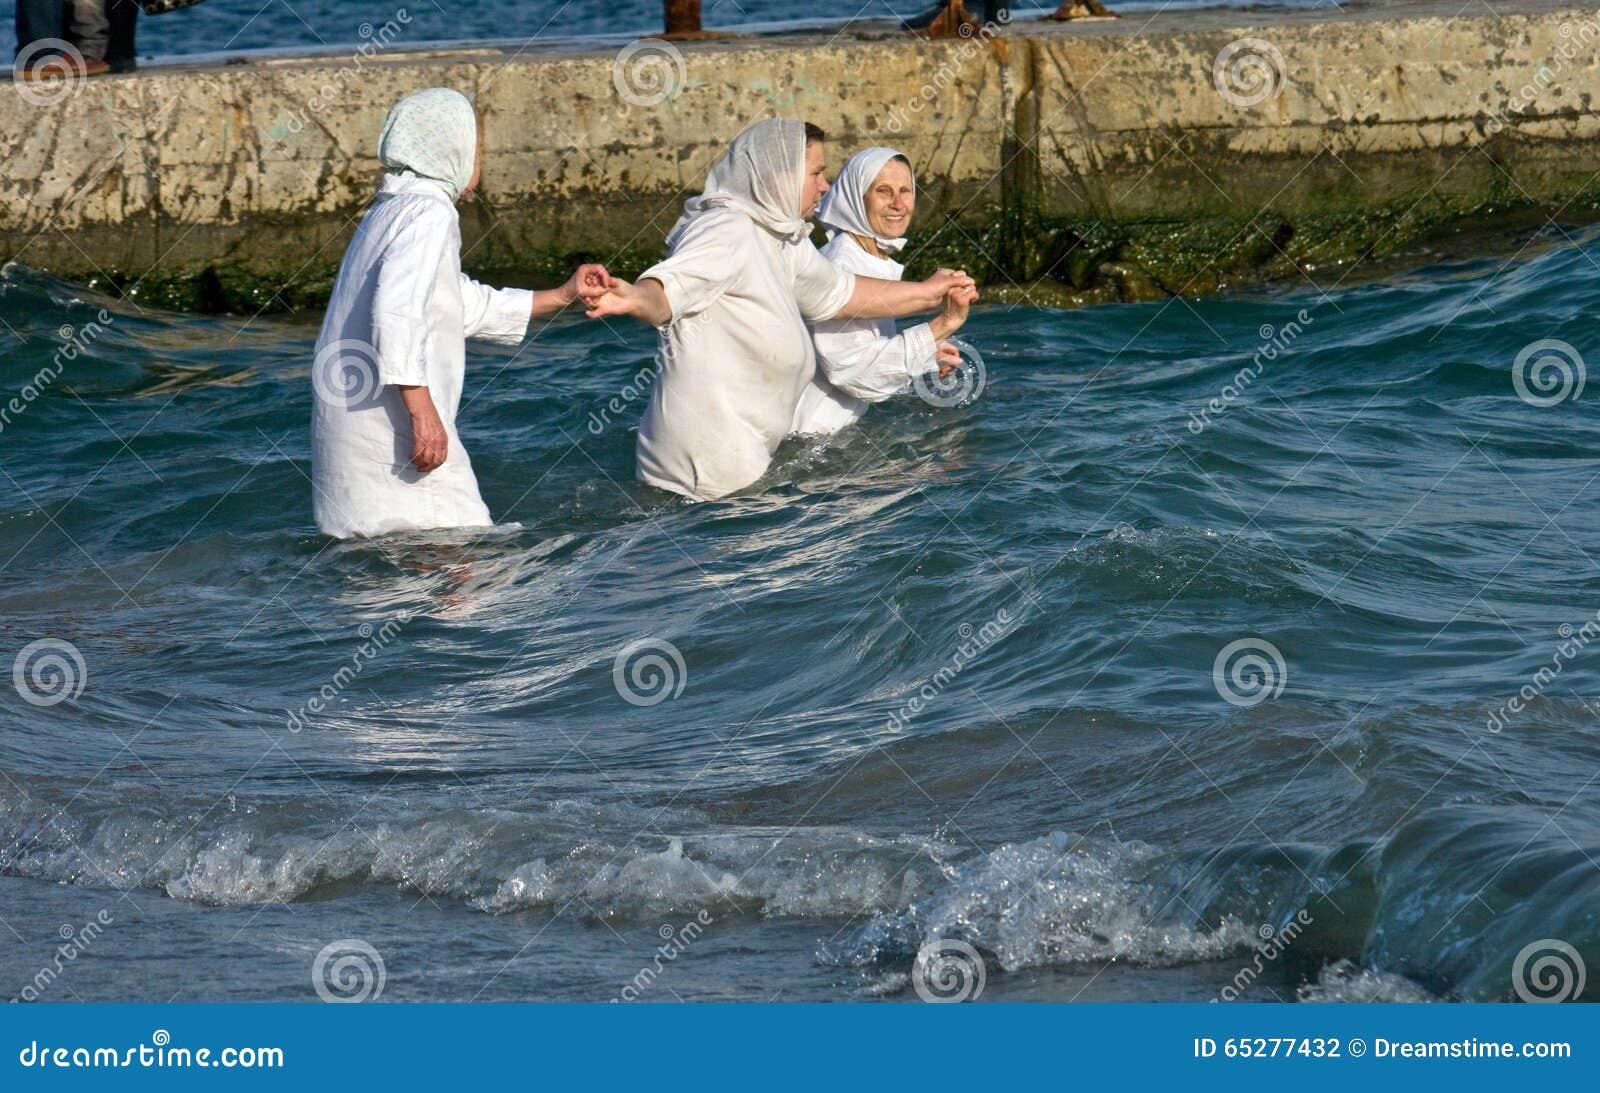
[{"left": 3, "top": 218, "right": 1598, "bottom": 1001}]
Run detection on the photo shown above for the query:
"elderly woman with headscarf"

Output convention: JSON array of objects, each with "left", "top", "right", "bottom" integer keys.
[
  {"left": 310, "top": 87, "right": 604, "bottom": 539},
  {"left": 792, "top": 147, "right": 976, "bottom": 436},
  {"left": 580, "top": 118, "right": 976, "bottom": 502}
]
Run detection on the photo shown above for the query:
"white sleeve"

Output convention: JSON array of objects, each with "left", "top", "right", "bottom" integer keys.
[
  {"left": 459, "top": 275, "right": 533, "bottom": 344},
  {"left": 639, "top": 212, "right": 745, "bottom": 326},
  {"left": 370, "top": 211, "right": 450, "bottom": 386},
  {"left": 811, "top": 320, "right": 937, "bottom": 402},
  {"left": 791, "top": 239, "right": 855, "bottom": 323}
]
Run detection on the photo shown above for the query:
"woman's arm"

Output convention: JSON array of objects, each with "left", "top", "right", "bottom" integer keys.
[
  {"left": 458, "top": 263, "right": 611, "bottom": 342},
  {"left": 580, "top": 274, "right": 673, "bottom": 326},
  {"left": 929, "top": 284, "right": 977, "bottom": 341},
  {"left": 815, "top": 282, "right": 979, "bottom": 398},
  {"left": 813, "top": 323, "right": 937, "bottom": 401},
  {"left": 835, "top": 269, "right": 976, "bottom": 321}
]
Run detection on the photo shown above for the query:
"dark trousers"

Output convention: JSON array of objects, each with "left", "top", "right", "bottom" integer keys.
[
  {"left": 14, "top": 0, "right": 65, "bottom": 61},
  {"left": 107, "top": 0, "right": 137, "bottom": 70},
  {"left": 14, "top": 0, "right": 133, "bottom": 67}
]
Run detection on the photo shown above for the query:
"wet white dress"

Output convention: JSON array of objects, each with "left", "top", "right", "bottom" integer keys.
[
  {"left": 791, "top": 233, "right": 938, "bottom": 436},
  {"left": 635, "top": 206, "right": 855, "bottom": 500},
  {"left": 310, "top": 174, "right": 532, "bottom": 539}
]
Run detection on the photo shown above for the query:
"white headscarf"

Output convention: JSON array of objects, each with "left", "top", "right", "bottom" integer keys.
[
  {"left": 818, "top": 146, "right": 913, "bottom": 254},
  {"left": 378, "top": 88, "right": 478, "bottom": 200},
  {"left": 666, "top": 118, "right": 809, "bottom": 247}
]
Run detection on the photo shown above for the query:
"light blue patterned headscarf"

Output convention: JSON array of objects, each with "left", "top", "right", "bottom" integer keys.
[{"left": 378, "top": 88, "right": 478, "bottom": 200}]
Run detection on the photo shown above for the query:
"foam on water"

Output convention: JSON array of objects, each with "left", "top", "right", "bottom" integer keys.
[
  {"left": 820, "top": 831, "right": 1260, "bottom": 983},
  {"left": 1297, "top": 961, "right": 1439, "bottom": 1003}
]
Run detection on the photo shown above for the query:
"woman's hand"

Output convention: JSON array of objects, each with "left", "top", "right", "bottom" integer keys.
[
  {"left": 398, "top": 385, "right": 449, "bottom": 473},
  {"left": 560, "top": 263, "right": 611, "bottom": 307},
  {"left": 919, "top": 268, "right": 976, "bottom": 310},
  {"left": 533, "top": 264, "right": 611, "bottom": 317},
  {"left": 581, "top": 275, "right": 672, "bottom": 326},
  {"left": 935, "top": 340, "right": 963, "bottom": 378},
  {"left": 580, "top": 273, "right": 634, "bottom": 318},
  {"left": 930, "top": 283, "right": 979, "bottom": 341}
]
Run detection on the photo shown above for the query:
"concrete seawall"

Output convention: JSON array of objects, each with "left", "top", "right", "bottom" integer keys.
[{"left": 5, "top": 1, "right": 1600, "bottom": 311}]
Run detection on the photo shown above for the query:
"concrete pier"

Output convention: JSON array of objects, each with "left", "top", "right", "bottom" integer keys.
[{"left": 4, "top": 1, "right": 1600, "bottom": 311}]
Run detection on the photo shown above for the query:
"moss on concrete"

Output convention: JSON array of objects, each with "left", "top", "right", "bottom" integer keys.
[
  {"left": 74, "top": 177, "right": 1600, "bottom": 316},
  {"left": 903, "top": 185, "right": 1600, "bottom": 308}
]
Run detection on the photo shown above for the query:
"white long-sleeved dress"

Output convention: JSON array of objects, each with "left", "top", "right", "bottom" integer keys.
[
  {"left": 310, "top": 174, "right": 532, "bottom": 539},
  {"left": 790, "top": 233, "right": 938, "bottom": 436},
  {"left": 635, "top": 207, "right": 855, "bottom": 501}
]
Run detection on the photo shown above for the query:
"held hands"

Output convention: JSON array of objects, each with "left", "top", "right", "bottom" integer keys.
[
  {"left": 532, "top": 264, "right": 611, "bottom": 318},
  {"left": 930, "top": 282, "right": 979, "bottom": 341},
  {"left": 919, "top": 268, "right": 977, "bottom": 310},
  {"left": 927, "top": 271, "right": 979, "bottom": 378},
  {"left": 579, "top": 274, "right": 672, "bottom": 325},
  {"left": 579, "top": 272, "right": 637, "bottom": 319},
  {"left": 559, "top": 263, "right": 612, "bottom": 308}
]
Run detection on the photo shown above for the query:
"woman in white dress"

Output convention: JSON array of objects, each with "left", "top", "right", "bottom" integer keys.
[
  {"left": 792, "top": 146, "right": 976, "bottom": 436},
  {"left": 579, "top": 118, "right": 976, "bottom": 502},
  {"left": 310, "top": 87, "right": 602, "bottom": 539}
]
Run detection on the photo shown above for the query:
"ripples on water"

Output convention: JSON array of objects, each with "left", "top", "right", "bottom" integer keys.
[
  {"left": 2, "top": 226, "right": 1599, "bottom": 1001},
  {"left": 1, "top": 0, "right": 1345, "bottom": 60}
]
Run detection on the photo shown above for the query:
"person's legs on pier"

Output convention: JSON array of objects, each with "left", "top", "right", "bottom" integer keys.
[
  {"left": 106, "top": 0, "right": 137, "bottom": 72},
  {"left": 66, "top": 0, "right": 110, "bottom": 63},
  {"left": 14, "top": 0, "right": 65, "bottom": 63}
]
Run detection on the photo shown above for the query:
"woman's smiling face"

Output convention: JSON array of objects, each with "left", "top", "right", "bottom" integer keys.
[{"left": 863, "top": 158, "right": 915, "bottom": 239}]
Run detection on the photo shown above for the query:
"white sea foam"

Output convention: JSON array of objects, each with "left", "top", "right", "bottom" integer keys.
[
  {"left": 821, "top": 830, "right": 1258, "bottom": 978},
  {"left": 1297, "top": 960, "right": 1439, "bottom": 1003},
  {"left": 2, "top": 780, "right": 1239, "bottom": 973}
]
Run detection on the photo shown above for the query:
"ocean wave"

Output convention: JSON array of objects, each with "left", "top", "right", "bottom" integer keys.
[{"left": 7, "top": 765, "right": 1592, "bottom": 1000}]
